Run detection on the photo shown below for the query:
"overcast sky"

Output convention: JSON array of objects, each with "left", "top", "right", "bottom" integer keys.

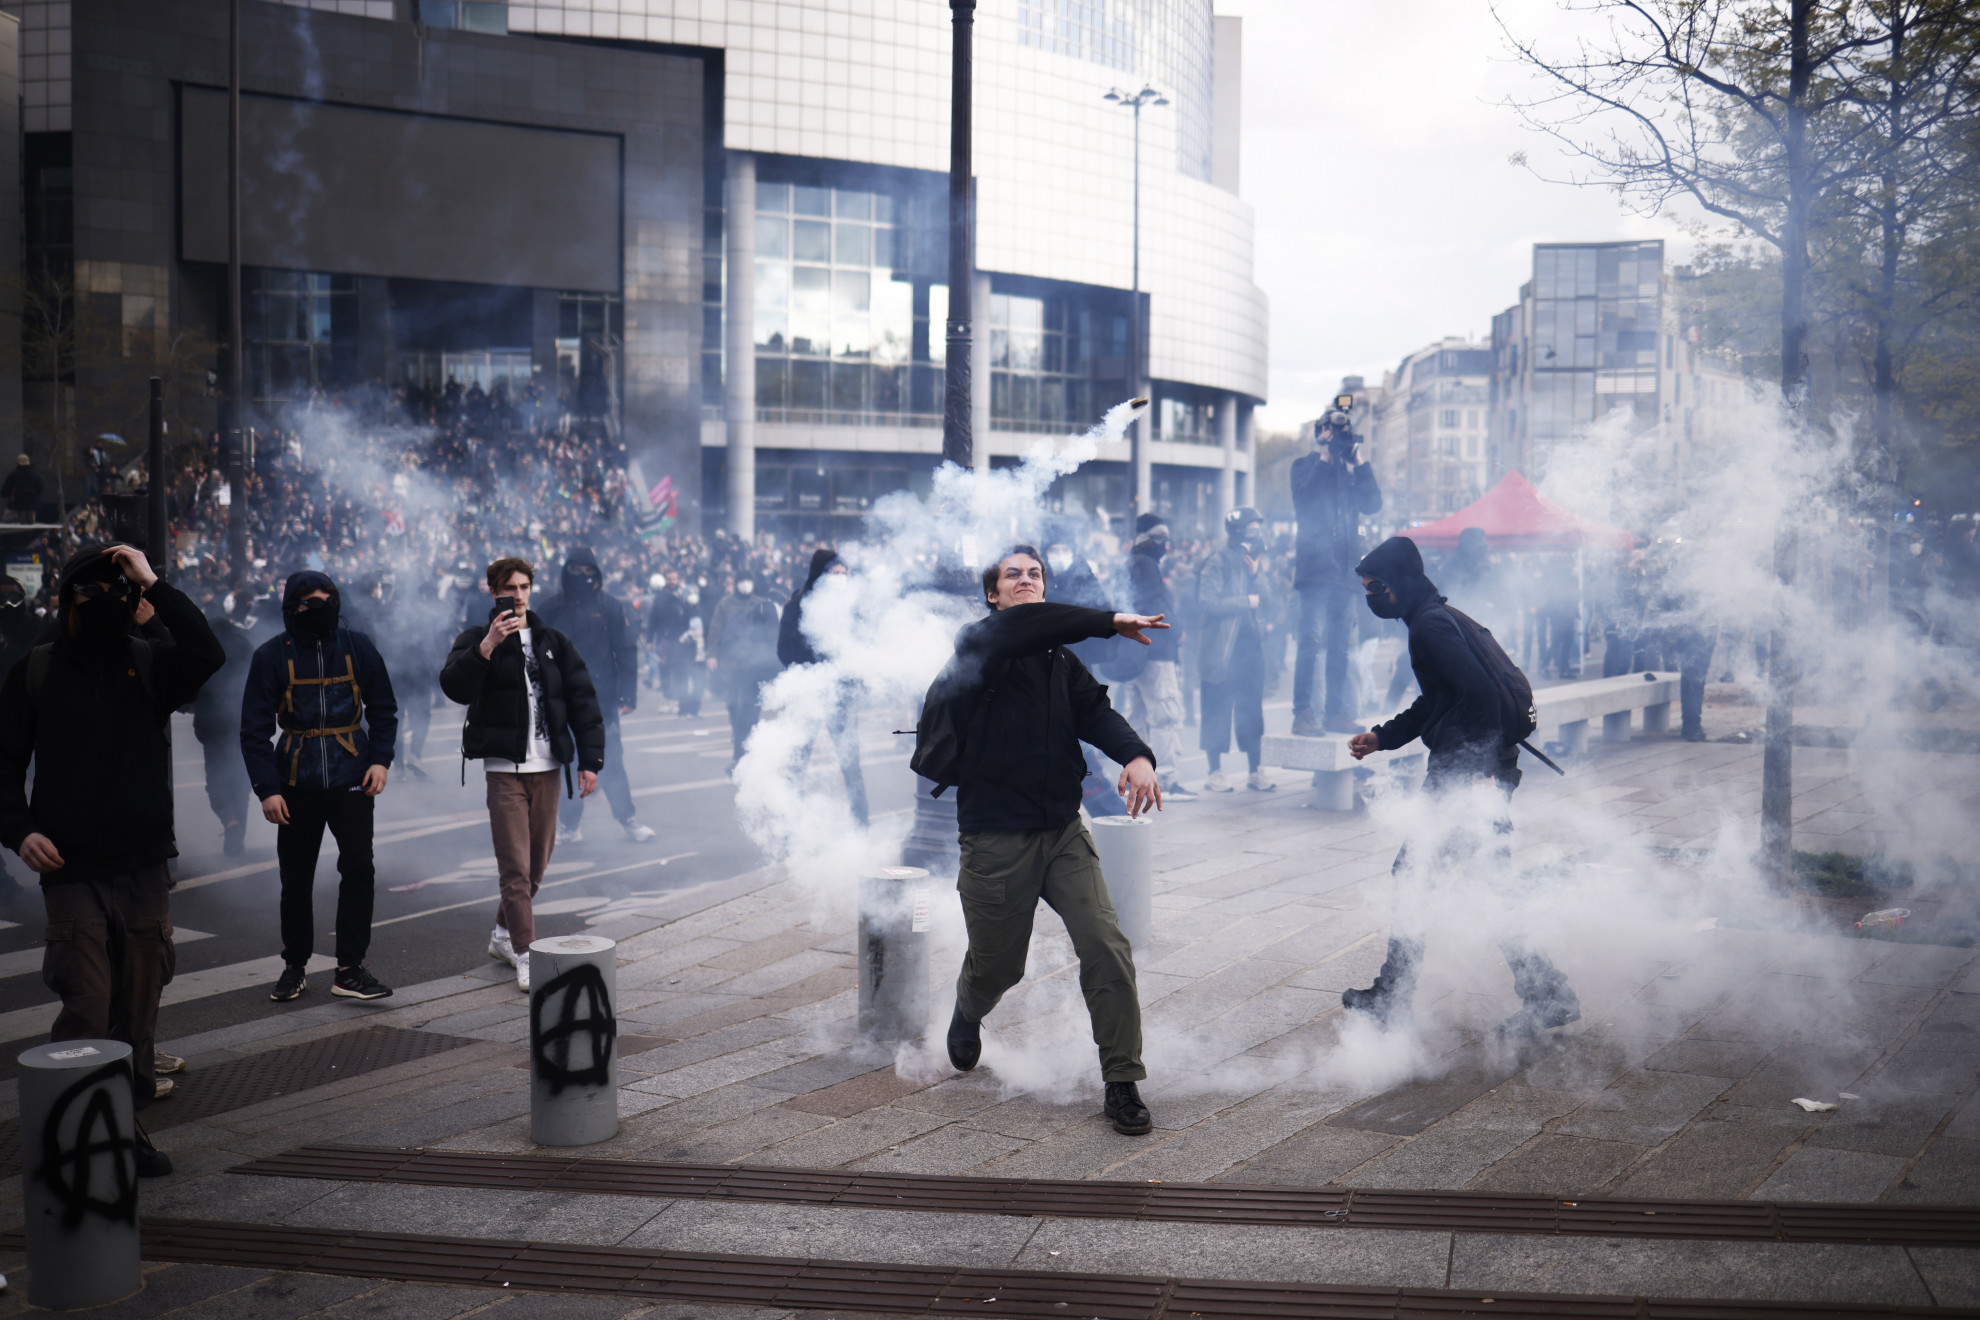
[{"left": 1216, "top": 0, "right": 1699, "bottom": 432}]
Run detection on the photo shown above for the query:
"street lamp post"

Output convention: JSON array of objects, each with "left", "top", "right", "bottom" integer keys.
[
  {"left": 225, "top": 0, "right": 247, "bottom": 583},
  {"left": 1104, "top": 85, "right": 1165, "bottom": 518},
  {"left": 942, "top": 0, "right": 976, "bottom": 471}
]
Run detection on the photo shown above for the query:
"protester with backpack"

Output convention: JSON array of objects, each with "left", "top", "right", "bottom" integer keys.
[
  {"left": 241, "top": 571, "right": 399, "bottom": 1004},
  {"left": 915, "top": 545, "right": 1167, "bottom": 1136},
  {"left": 0, "top": 544, "right": 223, "bottom": 1171},
  {"left": 1344, "top": 535, "right": 1579, "bottom": 1039}
]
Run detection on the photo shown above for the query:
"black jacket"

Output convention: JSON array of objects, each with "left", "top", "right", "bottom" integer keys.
[
  {"left": 0, "top": 575, "right": 224, "bottom": 883},
  {"left": 240, "top": 619, "right": 398, "bottom": 799},
  {"left": 946, "top": 602, "right": 1154, "bottom": 834},
  {"left": 542, "top": 550, "right": 639, "bottom": 714},
  {"left": 1290, "top": 451, "right": 1382, "bottom": 586},
  {"left": 1127, "top": 548, "right": 1178, "bottom": 663},
  {"left": 440, "top": 610, "right": 606, "bottom": 780},
  {"left": 1372, "top": 590, "right": 1512, "bottom": 782},
  {"left": 193, "top": 614, "right": 254, "bottom": 744}
]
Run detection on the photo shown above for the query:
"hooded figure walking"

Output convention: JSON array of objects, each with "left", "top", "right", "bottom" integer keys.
[
  {"left": 1345, "top": 536, "right": 1579, "bottom": 1038},
  {"left": 241, "top": 571, "right": 399, "bottom": 1003},
  {"left": 542, "top": 547, "right": 654, "bottom": 843},
  {"left": 778, "top": 548, "right": 869, "bottom": 826},
  {"left": 0, "top": 544, "right": 223, "bottom": 1169}
]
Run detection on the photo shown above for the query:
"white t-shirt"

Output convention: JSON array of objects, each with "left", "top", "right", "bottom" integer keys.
[{"left": 485, "top": 627, "right": 560, "bottom": 775}]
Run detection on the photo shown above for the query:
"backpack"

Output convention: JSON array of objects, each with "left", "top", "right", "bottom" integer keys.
[
  {"left": 909, "top": 656, "right": 1009, "bottom": 798},
  {"left": 1441, "top": 605, "right": 1538, "bottom": 745}
]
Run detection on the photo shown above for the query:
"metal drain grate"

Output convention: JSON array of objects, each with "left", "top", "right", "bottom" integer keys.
[
  {"left": 233, "top": 1145, "right": 1980, "bottom": 1249},
  {"left": 0, "top": 1218, "right": 1961, "bottom": 1320},
  {"left": 0, "top": 1027, "right": 474, "bottom": 1171}
]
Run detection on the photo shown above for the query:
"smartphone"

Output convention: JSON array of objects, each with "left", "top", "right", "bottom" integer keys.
[{"left": 493, "top": 595, "right": 517, "bottom": 620}]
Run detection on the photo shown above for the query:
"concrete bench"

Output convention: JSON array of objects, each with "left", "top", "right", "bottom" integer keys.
[
  {"left": 1533, "top": 672, "right": 1678, "bottom": 754},
  {"left": 1257, "top": 733, "right": 1424, "bottom": 811},
  {"left": 1258, "top": 672, "right": 1678, "bottom": 810}
]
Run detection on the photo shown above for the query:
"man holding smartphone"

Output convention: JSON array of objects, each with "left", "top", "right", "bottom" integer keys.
[{"left": 441, "top": 558, "right": 605, "bottom": 992}]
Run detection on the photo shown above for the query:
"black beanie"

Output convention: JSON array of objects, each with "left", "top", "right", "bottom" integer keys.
[
  {"left": 1355, "top": 536, "right": 1426, "bottom": 582},
  {"left": 1134, "top": 512, "right": 1166, "bottom": 535}
]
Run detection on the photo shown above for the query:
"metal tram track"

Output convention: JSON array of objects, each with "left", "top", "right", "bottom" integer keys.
[
  {"left": 0, "top": 1218, "right": 1966, "bottom": 1320},
  {"left": 235, "top": 1144, "right": 1980, "bottom": 1248}
]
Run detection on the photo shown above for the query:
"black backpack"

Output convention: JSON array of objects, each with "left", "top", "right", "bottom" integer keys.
[
  {"left": 909, "top": 656, "right": 1009, "bottom": 798},
  {"left": 1441, "top": 605, "right": 1538, "bottom": 745}
]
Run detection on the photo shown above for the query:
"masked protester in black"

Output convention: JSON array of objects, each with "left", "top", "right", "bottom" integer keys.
[
  {"left": 777, "top": 549, "right": 869, "bottom": 826},
  {"left": 0, "top": 544, "right": 224, "bottom": 1173},
  {"left": 1344, "top": 536, "right": 1579, "bottom": 1038},
  {"left": 541, "top": 548, "right": 653, "bottom": 842},
  {"left": 239, "top": 571, "right": 399, "bottom": 1004},
  {"left": 194, "top": 593, "right": 256, "bottom": 855}
]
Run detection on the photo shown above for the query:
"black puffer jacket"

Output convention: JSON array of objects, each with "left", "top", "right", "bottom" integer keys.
[{"left": 440, "top": 610, "right": 606, "bottom": 784}]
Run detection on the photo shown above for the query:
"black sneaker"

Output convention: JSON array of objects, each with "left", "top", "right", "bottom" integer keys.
[
  {"left": 946, "top": 1003, "right": 981, "bottom": 1072},
  {"left": 1104, "top": 1081, "right": 1153, "bottom": 1135},
  {"left": 269, "top": 964, "right": 307, "bottom": 1001},
  {"left": 134, "top": 1130, "right": 172, "bottom": 1178},
  {"left": 331, "top": 965, "right": 393, "bottom": 1000},
  {"left": 1497, "top": 998, "right": 1582, "bottom": 1041}
]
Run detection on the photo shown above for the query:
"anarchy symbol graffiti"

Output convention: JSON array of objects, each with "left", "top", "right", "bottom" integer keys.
[
  {"left": 530, "top": 962, "right": 616, "bottom": 1097},
  {"left": 39, "top": 1059, "right": 137, "bottom": 1230}
]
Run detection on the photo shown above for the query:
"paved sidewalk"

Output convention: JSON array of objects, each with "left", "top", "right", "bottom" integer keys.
[{"left": 1, "top": 729, "right": 1977, "bottom": 1314}]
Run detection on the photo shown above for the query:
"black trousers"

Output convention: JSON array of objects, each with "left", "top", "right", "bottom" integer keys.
[
  {"left": 201, "top": 729, "right": 250, "bottom": 828},
  {"left": 276, "top": 788, "right": 375, "bottom": 969},
  {"left": 398, "top": 682, "right": 432, "bottom": 760},
  {"left": 561, "top": 715, "right": 637, "bottom": 829}
]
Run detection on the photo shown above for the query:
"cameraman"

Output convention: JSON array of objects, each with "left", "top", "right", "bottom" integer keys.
[{"left": 1289, "top": 406, "right": 1382, "bottom": 736}]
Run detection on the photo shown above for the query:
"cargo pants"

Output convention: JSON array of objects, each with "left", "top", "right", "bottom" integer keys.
[{"left": 955, "top": 819, "right": 1145, "bottom": 1082}]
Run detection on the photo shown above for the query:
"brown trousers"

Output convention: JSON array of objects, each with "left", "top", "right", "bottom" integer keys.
[
  {"left": 487, "top": 770, "right": 561, "bottom": 954},
  {"left": 42, "top": 864, "right": 176, "bottom": 1103}
]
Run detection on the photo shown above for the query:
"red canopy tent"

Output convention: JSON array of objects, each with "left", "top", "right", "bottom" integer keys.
[{"left": 1404, "top": 471, "right": 1634, "bottom": 553}]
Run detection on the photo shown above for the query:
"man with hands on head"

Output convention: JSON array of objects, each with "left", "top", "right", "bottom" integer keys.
[
  {"left": 927, "top": 544, "right": 1166, "bottom": 1136},
  {"left": 241, "top": 571, "right": 399, "bottom": 1004},
  {"left": 442, "top": 558, "right": 605, "bottom": 993},
  {"left": 0, "top": 543, "right": 223, "bottom": 1171}
]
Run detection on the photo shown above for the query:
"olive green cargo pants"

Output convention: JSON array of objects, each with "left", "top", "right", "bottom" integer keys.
[{"left": 955, "top": 819, "right": 1145, "bottom": 1082}]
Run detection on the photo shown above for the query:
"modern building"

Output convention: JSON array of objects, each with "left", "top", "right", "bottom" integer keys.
[
  {"left": 3, "top": 0, "right": 1266, "bottom": 540},
  {"left": 1361, "top": 339, "right": 1492, "bottom": 522},
  {"left": 1489, "top": 240, "right": 1745, "bottom": 492}
]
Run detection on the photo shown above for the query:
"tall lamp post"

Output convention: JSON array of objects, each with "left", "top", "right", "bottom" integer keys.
[
  {"left": 225, "top": 0, "right": 247, "bottom": 583},
  {"left": 941, "top": 0, "right": 976, "bottom": 471},
  {"left": 1103, "top": 84, "right": 1165, "bottom": 517}
]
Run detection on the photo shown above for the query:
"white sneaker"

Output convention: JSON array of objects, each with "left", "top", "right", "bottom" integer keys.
[
  {"left": 622, "top": 820, "right": 656, "bottom": 843},
  {"left": 1160, "top": 781, "right": 1197, "bottom": 802},
  {"left": 488, "top": 926, "right": 517, "bottom": 968},
  {"left": 555, "top": 824, "right": 583, "bottom": 844},
  {"left": 516, "top": 951, "right": 531, "bottom": 993},
  {"left": 1247, "top": 770, "right": 1277, "bottom": 792},
  {"left": 1204, "top": 771, "right": 1234, "bottom": 793}
]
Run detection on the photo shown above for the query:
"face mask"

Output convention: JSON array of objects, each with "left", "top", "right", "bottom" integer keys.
[
  {"left": 685, "top": 589, "right": 700, "bottom": 606},
  {"left": 737, "top": 580, "right": 754, "bottom": 596},
  {"left": 1045, "top": 548, "right": 1074, "bottom": 574},
  {"left": 574, "top": 568, "right": 602, "bottom": 592},
  {"left": 292, "top": 596, "right": 339, "bottom": 638},
  {"left": 1238, "top": 533, "right": 1265, "bottom": 555},
  {"left": 74, "top": 596, "right": 133, "bottom": 650},
  {"left": 1145, "top": 540, "right": 1168, "bottom": 561},
  {"left": 1365, "top": 587, "right": 1405, "bottom": 620}
]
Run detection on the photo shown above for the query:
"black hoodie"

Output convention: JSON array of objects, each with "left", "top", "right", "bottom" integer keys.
[
  {"left": 778, "top": 549, "right": 841, "bottom": 667},
  {"left": 0, "top": 547, "right": 224, "bottom": 881},
  {"left": 1355, "top": 537, "right": 1508, "bottom": 781},
  {"left": 541, "top": 547, "right": 638, "bottom": 714}
]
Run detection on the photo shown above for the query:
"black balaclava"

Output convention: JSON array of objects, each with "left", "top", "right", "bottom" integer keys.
[
  {"left": 562, "top": 546, "right": 604, "bottom": 597},
  {"left": 1133, "top": 514, "right": 1169, "bottom": 561},
  {"left": 282, "top": 569, "right": 342, "bottom": 641},
  {"left": 1355, "top": 536, "right": 1438, "bottom": 620},
  {"left": 59, "top": 546, "right": 137, "bottom": 655}
]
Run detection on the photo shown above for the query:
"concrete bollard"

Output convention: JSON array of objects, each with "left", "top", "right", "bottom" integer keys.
[
  {"left": 18, "top": 1039, "right": 142, "bottom": 1311},
  {"left": 527, "top": 934, "right": 619, "bottom": 1146},
  {"left": 859, "top": 866, "right": 931, "bottom": 1045},
  {"left": 1087, "top": 816, "right": 1153, "bottom": 948}
]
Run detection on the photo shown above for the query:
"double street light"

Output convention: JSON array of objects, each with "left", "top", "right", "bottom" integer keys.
[{"left": 1103, "top": 84, "right": 1166, "bottom": 518}]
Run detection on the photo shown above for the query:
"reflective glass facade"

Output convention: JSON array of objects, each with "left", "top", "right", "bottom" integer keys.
[{"left": 1528, "top": 241, "right": 1663, "bottom": 443}]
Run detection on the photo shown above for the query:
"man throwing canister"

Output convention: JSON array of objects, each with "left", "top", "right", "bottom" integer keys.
[
  {"left": 441, "top": 557, "right": 605, "bottom": 993},
  {"left": 923, "top": 544, "right": 1167, "bottom": 1135},
  {"left": 0, "top": 544, "right": 223, "bottom": 1169}
]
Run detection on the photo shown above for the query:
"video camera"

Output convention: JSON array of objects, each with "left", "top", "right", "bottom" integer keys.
[{"left": 1314, "top": 393, "right": 1359, "bottom": 460}]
